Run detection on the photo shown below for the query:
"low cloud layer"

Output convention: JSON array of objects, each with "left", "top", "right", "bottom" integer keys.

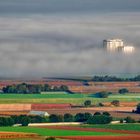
[{"left": 0, "top": 1, "right": 140, "bottom": 77}]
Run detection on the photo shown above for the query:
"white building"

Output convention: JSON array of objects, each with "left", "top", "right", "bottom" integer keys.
[
  {"left": 123, "top": 46, "right": 135, "bottom": 54},
  {"left": 103, "top": 39, "right": 135, "bottom": 54},
  {"left": 28, "top": 111, "right": 50, "bottom": 117},
  {"left": 103, "top": 39, "right": 124, "bottom": 52}
]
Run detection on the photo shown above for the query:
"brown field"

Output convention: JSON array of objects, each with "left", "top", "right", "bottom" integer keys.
[
  {"left": 57, "top": 136, "right": 140, "bottom": 140},
  {"left": 0, "top": 132, "right": 39, "bottom": 139},
  {"left": 104, "top": 102, "right": 138, "bottom": 107},
  {"left": 0, "top": 111, "right": 29, "bottom": 116}
]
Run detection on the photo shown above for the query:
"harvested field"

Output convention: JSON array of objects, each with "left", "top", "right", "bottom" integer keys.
[
  {"left": 32, "top": 103, "right": 72, "bottom": 110},
  {"left": 57, "top": 135, "right": 140, "bottom": 140},
  {"left": 104, "top": 102, "right": 138, "bottom": 107},
  {"left": 82, "top": 107, "right": 136, "bottom": 112},
  {"left": 0, "top": 104, "right": 31, "bottom": 111},
  {"left": 0, "top": 111, "right": 29, "bottom": 116},
  {"left": 0, "top": 132, "right": 39, "bottom": 139},
  {"left": 82, "top": 124, "right": 140, "bottom": 131}
]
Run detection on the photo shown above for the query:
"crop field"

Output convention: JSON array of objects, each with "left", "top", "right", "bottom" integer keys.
[
  {"left": 0, "top": 127, "right": 122, "bottom": 137},
  {"left": 82, "top": 124, "right": 140, "bottom": 131},
  {"left": 0, "top": 93, "right": 140, "bottom": 105},
  {"left": 40, "top": 125, "right": 140, "bottom": 140}
]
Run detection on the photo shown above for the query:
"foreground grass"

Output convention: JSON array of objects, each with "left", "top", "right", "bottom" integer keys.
[
  {"left": 0, "top": 127, "right": 123, "bottom": 136},
  {"left": 82, "top": 124, "right": 140, "bottom": 131}
]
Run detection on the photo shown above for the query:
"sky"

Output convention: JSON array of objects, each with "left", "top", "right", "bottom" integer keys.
[{"left": 0, "top": 0, "right": 140, "bottom": 78}]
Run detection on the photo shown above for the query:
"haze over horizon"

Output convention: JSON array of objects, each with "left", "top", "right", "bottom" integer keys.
[{"left": 0, "top": 0, "right": 140, "bottom": 78}]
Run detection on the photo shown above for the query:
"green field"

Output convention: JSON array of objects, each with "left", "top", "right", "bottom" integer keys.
[
  {"left": 0, "top": 93, "right": 140, "bottom": 104},
  {"left": 82, "top": 124, "right": 140, "bottom": 131},
  {"left": 0, "top": 127, "right": 122, "bottom": 136}
]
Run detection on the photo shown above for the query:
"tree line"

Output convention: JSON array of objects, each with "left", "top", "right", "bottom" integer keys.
[
  {"left": 2, "top": 83, "right": 69, "bottom": 94},
  {"left": 1, "top": 106, "right": 140, "bottom": 127},
  {"left": 0, "top": 112, "right": 113, "bottom": 127},
  {"left": 92, "top": 75, "right": 140, "bottom": 82}
]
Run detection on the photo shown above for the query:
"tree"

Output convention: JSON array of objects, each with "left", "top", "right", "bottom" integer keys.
[
  {"left": 44, "top": 84, "right": 52, "bottom": 91},
  {"left": 111, "top": 100, "right": 120, "bottom": 106},
  {"left": 0, "top": 117, "right": 14, "bottom": 126},
  {"left": 75, "top": 113, "right": 85, "bottom": 122},
  {"left": 49, "top": 114, "right": 63, "bottom": 122},
  {"left": 59, "top": 85, "right": 69, "bottom": 91},
  {"left": 64, "top": 113, "right": 74, "bottom": 122},
  {"left": 84, "top": 113, "right": 92, "bottom": 121},
  {"left": 94, "top": 112, "right": 101, "bottom": 116},
  {"left": 136, "top": 103, "right": 140, "bottom": 114},
  {"left": 87, "top": 115, "right": 112, "bottom": 124},
  {"left": 21, "top": 116, "right": 31, "bottom": 126},
  {"left": 84, "top": 100, "right": 92, "bottom": 107},
  {"left": 119, "top": 88, "right": 129, "bottom": 94},
  {"left": 102, "top": 112, "right": 111, "bottom": 116}
]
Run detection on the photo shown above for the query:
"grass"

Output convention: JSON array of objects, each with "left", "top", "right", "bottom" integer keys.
[
  {"left": 0, "top": 127, "right": 123, "bottom": 136},
  {"left": 109, "top": 93, "right": 140, "bottom": 99},
  {"left": 82, "top": 124, "right": 140, "bottom": 131},
  {"left": 0, "top": 93, "right": 140, "bottom": 104},
  {"left": 0, "top": 92, "right": 86, "bottom": 99}
]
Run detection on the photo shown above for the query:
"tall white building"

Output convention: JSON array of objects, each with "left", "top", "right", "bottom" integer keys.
[
  {"left": 103, "top": 39, "right": 124, "bottom": 52},
  {"left": 103, "top": 39, "right": 135, "bottom": 54}
]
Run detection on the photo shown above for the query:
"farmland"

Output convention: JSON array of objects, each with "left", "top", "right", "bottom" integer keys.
[
  {"left": 1, "top": 124, "right": 140, "bottom": 140},
  {"left": 0, "top": 93, "right": 140, "bottom": 105},
  {"left": 82, "top": 124, "right": 140, "bottom": 131},
  {"left": 0, "top": 126, "right": 122, "bottom": 137}
]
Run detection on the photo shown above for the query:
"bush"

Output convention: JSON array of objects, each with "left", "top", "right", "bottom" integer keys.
[
  {"left": 87, "top": 115, "right": 112, "bottom": 124},
  {"left": 96, "top": 91, "right": 110, "bottom": 98},
  {"left": 120, "top": 119, "right": 124, "bottom": 123},
  {"left": 46, "top": 137, "right": 56, "bottom": 140},
  {"left": 84, "top": 100, "right": 92, "bottom": 107},
  {"left": 98, "top": 103, "right": 104, "bottom": 107},
  {"left": 136, "top": 103, "right": 140, "bottom": 114},
  {"left": 119, "top": 88, "right": 129, "bottom": 94},
  {"left": 111, "top": 100, "right": 120, "bottom": 106},
  {"left": 125, "top": 116, "right": 136, "bottom": 123}
]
